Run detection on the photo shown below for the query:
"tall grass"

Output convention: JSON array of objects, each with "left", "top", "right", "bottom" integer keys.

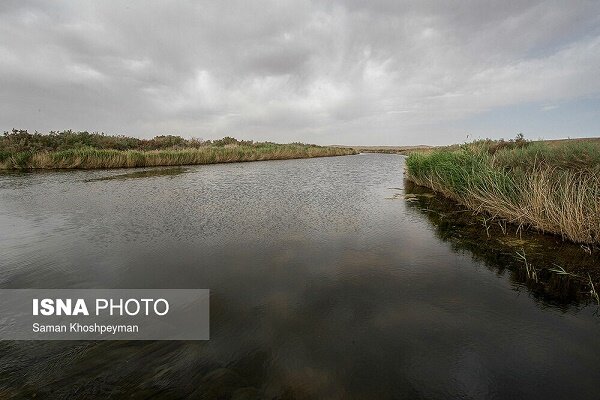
[
  {"left": 405, "top": 139, "right": 600, "bottom": 244},
  {"left": 0, "top": 144, "right": 356, "bottom": 170},
  {"left": 0, "top": 130, "right": 356, "bottom": 169}
]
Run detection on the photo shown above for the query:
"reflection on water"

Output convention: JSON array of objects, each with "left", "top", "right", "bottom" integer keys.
[
  {"left": 403, "top": 180, "right": 600, "bottom": 306},
  {"left": 85, "top": 167, "right": 190, "bottom": 182},
  {"left": 0, "top": 154, "right": 599, "bottom": 399}
]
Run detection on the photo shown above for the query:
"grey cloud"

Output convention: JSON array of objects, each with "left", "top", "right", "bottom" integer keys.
[{"left": 1, "top": 0, "right": 599, "bottom": 144}]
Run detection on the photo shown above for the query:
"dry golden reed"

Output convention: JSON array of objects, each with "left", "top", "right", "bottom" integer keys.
[{"left": 406, "top": 140, "right": 600, "bottom": 244}]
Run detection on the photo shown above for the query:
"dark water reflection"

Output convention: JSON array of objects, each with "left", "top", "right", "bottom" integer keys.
[
  {"left": 403, "top": 180, "right": 600, "bottom": 306},
  {"left": 0, "top": 154, "right": 599, "bottom": 399},
  {"left": 85, "top": 166, "right": 190, "bottom": 182}
]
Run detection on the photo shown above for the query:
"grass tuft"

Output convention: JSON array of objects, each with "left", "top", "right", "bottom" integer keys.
[{"left": 405, "top": 138, "right": 600, "bottom": 244}]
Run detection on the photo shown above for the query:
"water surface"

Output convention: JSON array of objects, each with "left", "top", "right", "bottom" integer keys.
[{"left": 0, "top": 154, "right": 598, "bottom": 399}]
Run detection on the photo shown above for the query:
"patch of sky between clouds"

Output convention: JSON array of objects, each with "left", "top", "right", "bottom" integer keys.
[{"left": 452, "top": 96, "right": 600, "bottom": 142}]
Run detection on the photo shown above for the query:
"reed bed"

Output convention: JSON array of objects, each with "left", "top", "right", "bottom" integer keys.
[
  {"left": 0, "top": 130, "right": 356, "bottom": 169},
  {"left": 0, "top": 145, "right": 355, "bottom": 169},
  {"left": 405, "top": 139, "right": 600, "bottom": 244}
]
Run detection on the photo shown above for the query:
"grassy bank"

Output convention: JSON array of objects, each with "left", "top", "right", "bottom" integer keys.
[
  {"left": 405, "top": 138, "right": 600, "bottom": 245},
  {"left": 0, "top": 130, "right": 356, "bottom": 169}
]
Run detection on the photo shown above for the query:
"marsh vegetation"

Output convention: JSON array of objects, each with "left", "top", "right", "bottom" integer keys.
[
  {"left": 0, "top": 130, "right": 356, "bottom": 169},
  {"left": 405, "top": 137, "right": 600, "bottom": 245}
]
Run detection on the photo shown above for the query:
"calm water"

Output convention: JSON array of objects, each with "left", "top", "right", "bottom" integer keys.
[{"left": 0, "top": 153, "right": 598, "bottom": 399}]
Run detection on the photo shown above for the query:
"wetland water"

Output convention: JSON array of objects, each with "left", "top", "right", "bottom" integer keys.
[{"left": 0, "top": 153, "right": 599, "bottom": 399}]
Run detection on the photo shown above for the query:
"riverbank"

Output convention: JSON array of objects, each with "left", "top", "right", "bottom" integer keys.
[
  {"left": 332, "top": 145, "right": 431, "bottom": 154},
  {"left": 405, "top": 138, "right": 600, "bottom": 245},
  {"left": 404, "top": 180, "right": 600, "bottom": 303},
  {"left": 0, "top": 130, "right": 356, "bottom": 169}
]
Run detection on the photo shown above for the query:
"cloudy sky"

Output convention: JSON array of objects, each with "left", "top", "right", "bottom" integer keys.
[{"left": 1, "top": 1, "right": 599, "bottom": 145}]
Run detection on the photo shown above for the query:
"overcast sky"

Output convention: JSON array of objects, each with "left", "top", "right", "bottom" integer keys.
[{"left": 1, "top": 1, "right": 599, "bottom": 145}]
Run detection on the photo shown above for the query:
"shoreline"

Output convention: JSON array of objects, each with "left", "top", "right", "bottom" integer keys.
[
  {"left": 404, "top": 139, "right": 600, "bottom": 246},
  {"left": 404, "top": 180, "right": 600, "bottom": 304},
  {"left": 0, "top": 145, "right": 357, "bottom": 170}
]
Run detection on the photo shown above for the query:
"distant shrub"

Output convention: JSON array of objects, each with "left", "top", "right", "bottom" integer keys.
[
  {"left": 0, "top": 130, "right": 260, "bottom": 153},
  {"left": 0, "top": 129, "right": 358, "bottom": 170}
]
